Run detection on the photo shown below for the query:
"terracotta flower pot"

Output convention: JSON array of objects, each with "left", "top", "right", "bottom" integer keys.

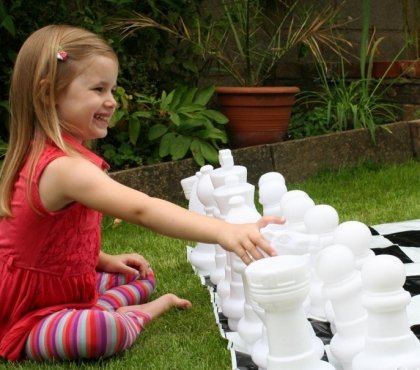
[
  {"left": 372, "top": 60, "right": 420, "bottom": 79},
  {"left": 215, "top": 86, "right": 300, "bottom": 148},
  {"left": 372, "top": 61, "right": 402, "bottom": 78}
]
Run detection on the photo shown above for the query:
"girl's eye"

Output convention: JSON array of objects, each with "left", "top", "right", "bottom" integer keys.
[{"left": 94, "top": 87, "right": 103, "bottom": 92}]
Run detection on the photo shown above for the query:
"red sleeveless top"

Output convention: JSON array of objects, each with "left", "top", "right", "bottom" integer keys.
[{"left": 0, "top": 136, "right": 109, "bottom": 361}]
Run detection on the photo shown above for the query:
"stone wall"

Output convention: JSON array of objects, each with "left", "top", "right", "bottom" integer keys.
[{"left": 110, "top": 120, "right": 420, "bottom": 205}]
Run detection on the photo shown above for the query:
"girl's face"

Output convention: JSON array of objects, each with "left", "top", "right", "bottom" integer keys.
[{"left": 56, "top": 55, "right": 118, "bottom": 142}]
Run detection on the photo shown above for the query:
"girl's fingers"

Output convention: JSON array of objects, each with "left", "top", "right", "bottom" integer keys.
[{"left": 243, "top": 240, "right": 263, "bottom": 261}]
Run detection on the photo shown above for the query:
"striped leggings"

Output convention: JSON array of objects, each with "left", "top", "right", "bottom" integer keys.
[{"left": 24, "top": 270, "right": 156, "bottom": 361}]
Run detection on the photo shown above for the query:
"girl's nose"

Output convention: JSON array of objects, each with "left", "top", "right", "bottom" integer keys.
[{"left": 105, "top": 94, "right": 117, "bottom": 108}]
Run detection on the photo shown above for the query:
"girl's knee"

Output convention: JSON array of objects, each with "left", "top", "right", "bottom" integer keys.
[{"left": 25, "top": 309, "right": 144, "bottom": 361}]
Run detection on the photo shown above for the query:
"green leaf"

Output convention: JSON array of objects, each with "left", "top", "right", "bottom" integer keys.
[
  {"left": 202, "top": 109, "right": 229, "bottom": 124},
  {"left": 1, "top": 15, "right": 16, "bottom": 37},
  {"left": 199, "top": 140, "right": 219, "bottom": 164},
  {"left": 170, "top": 135, "right": 192, "bottom": 160},
  {"left": 170, "top": 87, "right": 186, "bottom": 110},
  {"left": 195, "top": 128, "right": 228, "bottom": 142},
  {"left": 0, "top": 100, "right": 10, "bottom": 112},
  {"left": 128, "top": 117, "right": 140, "bottom": 145},
  {"left": 182, "top": 60, "right": 199, "bottom": 74},
  {"left": 133, "top": 111, "right": 154, "bottom": 119},
  {"left": 148, "top": 123, "right": 168, "bottom": 140},
  {"left": 193, "top": 86, "right": 215, "bottom": 106},
  {"left": 190, "top": 139, "right": 205, "bottom": 166},
  {"left": 180, "top": 87, "right": 198, "bottom": 107},
  {"left": 177, "top": 104, "right": 205, "bottom": 114},
  {"left": 178, "top": 118, "right": 208, "bottom": 132},
  {"left": 110, "top": 110, "right": 126, "bottom": 126},
  {"left": 159, "top": 132, "right": 176, "bottom": 157},
  {"left": 161, "top": 90, "right": 174, "bottom": 110},
  {"left": 170, "top": 112, "right": 181, "bottom": 126}
]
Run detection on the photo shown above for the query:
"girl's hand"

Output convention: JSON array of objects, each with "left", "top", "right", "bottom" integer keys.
[
  {"left": 98, "top": 252, "right": 150, "bottom": 278},
  {"left": 218, "top": 216, "right": 285, "bottom": 265}
]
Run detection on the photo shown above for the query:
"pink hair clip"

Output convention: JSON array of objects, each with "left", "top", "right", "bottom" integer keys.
[{"left": 57, "top": 49, "right": 68, "bottom": 61}]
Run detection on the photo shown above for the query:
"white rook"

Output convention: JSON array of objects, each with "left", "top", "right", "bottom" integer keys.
[{"left": 245, "top": 255, "right": 334, "bottom": 370}]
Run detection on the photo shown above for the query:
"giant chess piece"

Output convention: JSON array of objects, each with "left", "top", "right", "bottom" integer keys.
[
  {"left": 261, "top": 228, "right": 319, "bottom": 256},
  {"left": 207, "top": 150, "right": 246, "bottom": 288},
  {"left": 316, "top": 244, "right": 368, "bottom": 370},
  {"left": 281, "top": 193, "right": 315, "bottom": 233},
  {"left": 304, "top": 204, "right": 339, "bottom": 319},
  {"left": 333, "top": 221, "right": 375, "bottom": 270},
  {"left": 212, "top": 175, "right": 256, "bottom": 303},
  {"left": 250, "top": 302, "right": 270, "bottom": 370},
  {"left": 222, "top": 195, "right": 261, "bottom": 331},
  {"left": 235, "top": 253, "right": 264, "bottom": 354},
  {"left": 188, "top": 165, "right": 217, "bottom": 276},
  {"left": 258, "top": 172, "right": 287, "bottom": 217},
  {"left": 210, "top": 149, "right": 247, "bottom": 189},
  {"left": 353, "top": 254, "right": 420, "bottom": 370},
  {"left": 258, "top": 192, "right": 316, "bottom": 253},
  {"left": 180, "top": 174, "right": 196, "bottom": 203},
  {"left": 259, "top": 189, "right": 315, "bottom": 234},
  {"left": 181, "top": 171, "right": 205, "bottom": 215},
  {"left": 280, "top": 190, "right": 312, "bottom": 214},
  {"left": 245, "top": 255, "right": 334, "bottom": 370},
  {"left": 324, "top": 220, "right": 374, "bottom": 333}
]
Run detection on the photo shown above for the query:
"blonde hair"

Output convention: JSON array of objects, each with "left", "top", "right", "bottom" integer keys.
[{"left": 0, "top": 25, "right": 117, "bottom": 217}]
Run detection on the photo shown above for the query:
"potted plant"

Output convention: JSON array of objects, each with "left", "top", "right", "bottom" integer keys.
[
  {"left": 372, "top": 0, "right": 419, "bottom": 79},
  {"left": 290, "top": 0, "right": 400, "bottom": 142},
  {"left": 399, "top": 0, "right": 419, "bottom": 78},
  {"left": 111, "top": 0, "right": 350, "bottom": 148}
]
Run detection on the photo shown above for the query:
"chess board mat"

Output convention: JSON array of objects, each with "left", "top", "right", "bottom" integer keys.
[{"left": 187, "top": 219, "right": 420, "bottom": 370}]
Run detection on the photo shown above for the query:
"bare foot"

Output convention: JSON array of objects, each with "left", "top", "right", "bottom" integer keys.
[{"left": 117, "top": 293, "right": 192, "bottom": 320}]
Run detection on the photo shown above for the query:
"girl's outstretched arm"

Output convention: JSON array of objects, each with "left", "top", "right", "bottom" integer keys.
[{"left": 39, "top": 156, "right": 285, "bottom": 264}]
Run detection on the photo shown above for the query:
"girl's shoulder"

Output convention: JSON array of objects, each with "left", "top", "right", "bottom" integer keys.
[
  {"left": 62, "top": 135, "right": 109, "bottom": 171},
  {"left": 39, "top": 135, "right": 109, "bottom": 173}
]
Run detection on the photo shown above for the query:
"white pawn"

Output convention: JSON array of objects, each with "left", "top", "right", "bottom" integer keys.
[
  {"left": 235, "top": 256, "right": 264, "bottom": 354},
  {"left": 304, "top": 204, "right": 339, "bottom": 319},
  {"left": 222, "top": 195, "right": 261, "bottom": 332},
  {"left": 258, "top": 172, "right": 287, "bottom": 217},
  {"left": 353, "top": 254, "right": 420, "bottom": 370},
  {"left": 316, "top": 244, "right": 367, "bottom": 370},
  {"left": 279, "top": 190, "right": 312, "bottom": 214},
  {"left": 245, "top": 255, "right": 334, "bottom": 370},
  {"left": 327, "top": 221, "right": 374, "bottom": 335},
  {"left": 304, "top": 205, "right": 339, "bottom": 242},
  {"left": 281, "top": 194, "right": 315, "bottom": 233},
  {"left": 258, "top": 171, "right": 285, "bottom": 187},
  {"left": 333, "top": 221, "right": 375, "bottom": 270},
  {"left": 188, "top": 165, "right": 217, "bottom": 276}
]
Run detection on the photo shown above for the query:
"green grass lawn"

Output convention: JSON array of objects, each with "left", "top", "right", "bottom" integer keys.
[{"left": 3, "top": 159, "right": 420, "bottom": 370}]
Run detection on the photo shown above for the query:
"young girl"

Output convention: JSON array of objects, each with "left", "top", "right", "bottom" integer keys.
[{"left": 0, "top": 25, "right": 283, "bottom": 362}]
